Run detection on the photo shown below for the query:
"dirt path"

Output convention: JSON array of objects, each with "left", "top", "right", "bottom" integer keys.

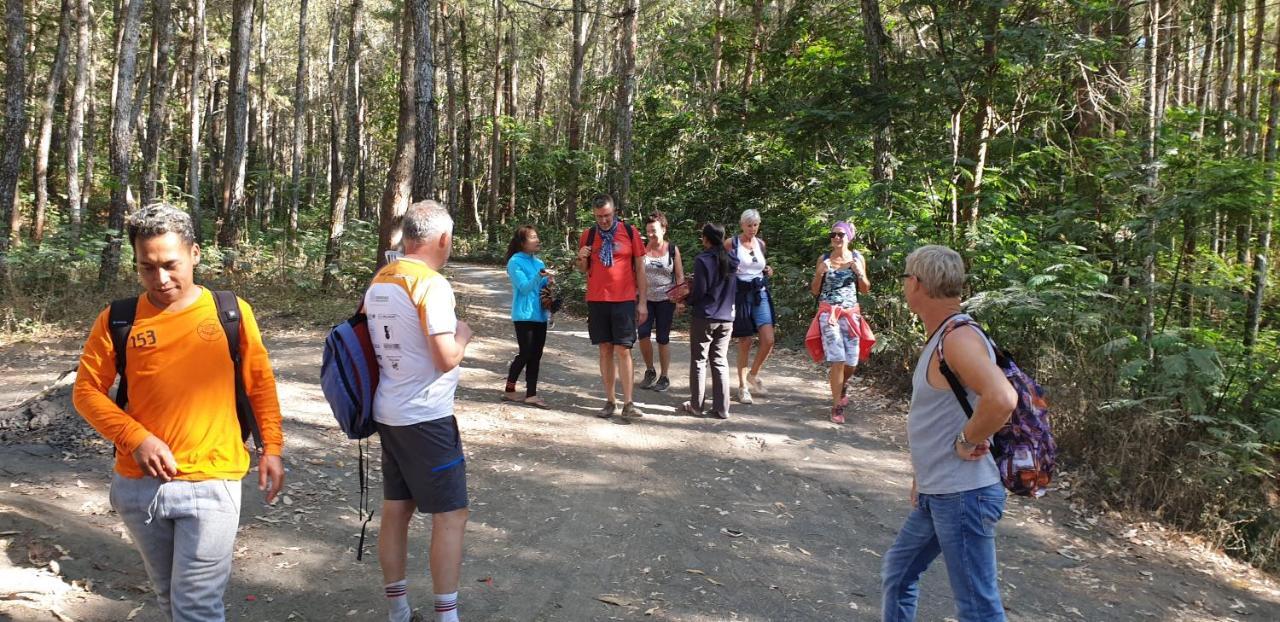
[{"left": 2, "top": 262, "right": 1279, "bottom": 621}]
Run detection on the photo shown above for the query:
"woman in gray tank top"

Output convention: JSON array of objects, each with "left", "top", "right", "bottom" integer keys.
[
  {"left": 636, "top": 212, "right": 684, "bottom": 392},
  {"left": 881, "top": 245, "right": 1019, "bottom": 622}
]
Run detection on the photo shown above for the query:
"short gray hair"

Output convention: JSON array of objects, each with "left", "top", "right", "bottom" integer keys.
[
  {"left": 905, "top": 245, "right": 966, "bottom": 299},
  {"left": 127, "top": 202, "right": 196, "bottom": 249},
  {"left": 739, "top": 209, "right": 761, "bottom": 225},
  {"left": 401, "top": 200, "right": 453, "bottom": 243}
]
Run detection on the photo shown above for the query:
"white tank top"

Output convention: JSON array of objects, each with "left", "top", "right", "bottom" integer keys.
[{"left": 734, "top": 236, "right": 766, "bottom": 281}]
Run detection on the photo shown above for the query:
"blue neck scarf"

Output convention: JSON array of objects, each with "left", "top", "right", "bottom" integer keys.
[{"left": 598, "top": 221, "right": 619, "bottom": 268}]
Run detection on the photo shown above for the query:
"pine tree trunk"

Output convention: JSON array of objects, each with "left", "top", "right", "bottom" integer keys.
[
  {"left": 565, "top": 0, "right": 587, "bottom": 231},
  {"left": 217, "top": 0, "right": 253, "bottom": 250},
  {"left": 288, "top": 0, "right": 307, "bottom": 246},
  {"left": 412, "top": 0, "right": 437, "bottom": 201},
  {"left": 612, "top": 0, "right": 638, "bottom": 213},
  {"left": 861, "top": 0, "right": 894, "bottom": 206},
  {"left": 97, "top": 0, "right": 144, "bottom": 285},
  {"left": 140, "top": 0, "right": 173, "bottom": 206},
  {"left": 486, "top": 0, "right": 502, "bottom": 243},
  {"left": 0, "top": 0, "right": 27, "bottom": 284},
  {"left": 459, "top": 5, "right": 478, "bottom": 231},
  {"left": 442, "top": 2, "right": 460, "bottom": 221},
  {"left": 1244, "top": 5, "right": 1280, "bottom": 351},
  {"left": 33, "top": 0, "right": 73, "bottom": 245},
  {"left": 323, "top": 0, "right": 362, "bottom": 290},
  {"left": 741, "top": 0, "right": 764, "bottom": 96},
  {"left": 1196, "top": 0, "right": 1218, "bottom": 135},
  {"left": 1140, "top": 0, "right": 1161, "bottom": 361},
  {"left": 962, "top": 1, "right": 1000, "bottom": 228},
  {"left": 377, "top": 1, "right": 415, "bottom": 269},
  {"left": 65, "top": 0, "right": 90, "bottom": 242},
  {"left": 710, "top": 0, "right": 724, "bottom": 115},
  {"left": 503, "top": 18, "right": 517, "bottom": 220},
  {"left": 82, "top": 1, "right": 99, "bottom": 219},
  {"left": 187, "top": 0, "right": 205, "bottom": 241}
]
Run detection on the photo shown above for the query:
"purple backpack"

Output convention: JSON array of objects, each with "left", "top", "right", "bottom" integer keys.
[{"left": 937, "top": 318, "right": 1057, "bottom": 498}]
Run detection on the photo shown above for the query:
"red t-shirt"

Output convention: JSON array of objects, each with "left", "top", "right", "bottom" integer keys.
[{"left": 580, "top": 223, "right": 643, "bottom": 302}]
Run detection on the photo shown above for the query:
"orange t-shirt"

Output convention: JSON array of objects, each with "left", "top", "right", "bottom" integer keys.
[
  {"left": 579, "top": 223, "right": 643, "bottom": 302},
  {"left": 73, "top": 288, "right": 284, "bottom": 481}
]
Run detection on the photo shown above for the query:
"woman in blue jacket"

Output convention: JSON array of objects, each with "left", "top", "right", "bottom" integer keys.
[
  {"left": 682, "top": 223, "right": 739, "bottom": 419},
  {"left": 504, "top": 225, "right": 551, "bottom": 407}
]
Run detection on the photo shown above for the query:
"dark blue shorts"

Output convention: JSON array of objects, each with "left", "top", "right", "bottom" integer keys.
[
  {"left": 637, "top": 300, "right": 676, "bottom": 344},
  {"left": 377, "top": 416, "right": 468, "bottom": 514}
]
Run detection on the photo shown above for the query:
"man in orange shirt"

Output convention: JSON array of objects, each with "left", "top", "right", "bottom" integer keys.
[
  {"left": 576, "top": 193, "right": 649, "bottom": 420},
  {"left": 73, "top": 203, "right": 285, "bottom": 622}
]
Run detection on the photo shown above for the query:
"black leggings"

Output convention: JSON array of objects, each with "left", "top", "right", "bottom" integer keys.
[{"left": 507, "top": 321, "right": 548, "bottom": 396}]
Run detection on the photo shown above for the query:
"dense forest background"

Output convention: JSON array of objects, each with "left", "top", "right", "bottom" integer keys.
[{"left": 0, "top": 0, "right": 1277, "bottom": 571}]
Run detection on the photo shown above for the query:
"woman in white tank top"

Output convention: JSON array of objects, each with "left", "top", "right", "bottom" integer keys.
[{"left": 726, "top": 208, "right": 776, "bottom": 405}]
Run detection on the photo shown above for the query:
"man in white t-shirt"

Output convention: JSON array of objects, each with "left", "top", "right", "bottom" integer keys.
[{"left": 365, "top": 201, "right": 473, "bottom": 622}]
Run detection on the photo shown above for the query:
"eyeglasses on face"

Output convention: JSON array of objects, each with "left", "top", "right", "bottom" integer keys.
[
  {"left": 898, "top": 273, "right": 913, "bottom": 280},
  {"left": 829, "top": 232, "right": 847, "bottom": 239}
]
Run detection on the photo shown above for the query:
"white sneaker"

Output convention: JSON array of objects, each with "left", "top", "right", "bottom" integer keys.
[
  {"left": 739, "top": 387, "right": 754, "bottom": 404},
  {"left": 748, "top": 374, "right": 768, "bottom": 396}
]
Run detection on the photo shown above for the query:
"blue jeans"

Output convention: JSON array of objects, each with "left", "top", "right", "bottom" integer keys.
[{"left": 881, "top": 482, "right": 1006, "bottom": 622}]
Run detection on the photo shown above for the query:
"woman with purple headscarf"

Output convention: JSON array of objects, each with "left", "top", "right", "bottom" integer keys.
[{"left": 808, "top": 221, "right": 871, "bottom": 423}]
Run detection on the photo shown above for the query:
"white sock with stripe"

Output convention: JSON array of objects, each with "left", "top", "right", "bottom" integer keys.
[
  {"left": 385, "top": 580, "right": 411, "bottom": 622},
  {"left": 434, "top": 591, "right": 459, "bottom": 622}
]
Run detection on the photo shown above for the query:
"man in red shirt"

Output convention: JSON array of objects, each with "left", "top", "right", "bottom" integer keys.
[{"left": 576, "top": 193, "right": 649, "bottom": 420}]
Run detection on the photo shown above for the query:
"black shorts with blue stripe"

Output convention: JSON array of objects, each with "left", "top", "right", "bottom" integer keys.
[{"left": 377, "top": 416, "right": 468, "bottom": 514}]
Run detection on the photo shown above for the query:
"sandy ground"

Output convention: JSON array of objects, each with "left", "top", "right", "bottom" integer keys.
[{"left": 2, "top": 262, "right": 1279, "bottom": 621}]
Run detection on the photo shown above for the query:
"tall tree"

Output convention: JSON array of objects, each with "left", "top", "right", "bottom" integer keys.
[
  {"left": 322, "top": 0, "right": 363, "bottom": 290},
  {"left": 861, "top": 0, "right": 894, "bottom": 207},
  {"left": 97, "top": 0, "right": 145, "bottom": 285},
  {"left": 442, "top": 0, "right": 460, "bottom": 219},
  {"left": 564, "top": 0, "right": 587, "bottom": 230},
  {"left": 741, "top": 0, "right": 764, "bottom": 95},
  {"left": 412, "top": 0, "right": 437, "bottom": 200},
  {"left": 288, "top": 0, "right": 308, "bottom": 245},
  {"left": 65, "top": 0, "right": 91, "bottom": 242},
  {"left": 709, "top": 0, "right": 724, "bottom": 115},
  {"left": 378, "top": 1, "right": 415, "bottom": 268},
  {"left": 187, "top": 0, "right": 206, "bottom": 240},
  {"left": 32, "top": 0, "right": 73, "bottom": 245},
  {"left": 1140, "top": 0, "right": 1161, "bottom": 360},
  {"left": 0, "top": 0, "right": 27, "bottom": 283},
  {"left": 503, "top": 14, "right": 517, "bottom": 220},
  {"left": 458, "top": 4, "right": 479, "bottom": 230},
  {"left": 140, "top": 0, "right": 174, "bottom": 206},
  {"left": 1245, "top": 5, "right": 1280, "bottom": 351},
  {"left": 611, "top": 0, "right": 638, "bottom": 212},
  {"left": 217, "top": 0, "right": 254, "bottom": 249},
  {"left": 487, "top": 0, "right": 503, "bottom": 242}
]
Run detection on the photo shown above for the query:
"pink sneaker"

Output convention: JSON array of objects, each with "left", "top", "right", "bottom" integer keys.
[{"left": 830, "top": 405, "right": 845, "bottom": 424}]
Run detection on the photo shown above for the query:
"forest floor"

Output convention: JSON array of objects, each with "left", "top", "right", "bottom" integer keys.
[{"left": 2, "top": 262, "right": 1279, "bottom": 621}]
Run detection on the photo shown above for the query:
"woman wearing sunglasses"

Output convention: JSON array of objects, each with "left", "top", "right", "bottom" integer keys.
[{"left": 808, "top": 221, "right": 871, "bottom": 423}]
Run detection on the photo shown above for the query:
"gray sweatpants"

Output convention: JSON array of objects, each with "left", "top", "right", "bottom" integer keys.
[
  {"left": 110, "top": 474, "right": 242, "bottom": 622},
  {"left": 690, "top": 316, "right": 733, "bottom": 418}
]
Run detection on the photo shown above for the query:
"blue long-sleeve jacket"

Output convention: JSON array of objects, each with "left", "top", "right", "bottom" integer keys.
[
  {"left": 691, "top": 250, "right": 738, "bottom": 322},
  {"left": 507, "top": 252, "right": 549, "bottom": 322}
]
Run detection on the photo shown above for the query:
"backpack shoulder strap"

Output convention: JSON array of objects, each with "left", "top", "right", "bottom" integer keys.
[
  {"left": 583, "top": 227, "right": 597, "bottom": 270},
  {"left": 212, "top": 290, "right": 263, "bottom": 449},
  {"left": 936, "top": 318, "right": 981, "bottom": 419},
  {"left": 108, "top": 297, "right": 140, "bottom": 409},
  {"left": 758, "top": 237, "right": 766, "bottom": 256},
  {"left": 668, "top": 241, "right": 677, "bottom": 264}
]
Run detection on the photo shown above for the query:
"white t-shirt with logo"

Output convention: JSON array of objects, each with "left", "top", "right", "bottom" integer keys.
[{"left": 364, "top": 258, "right": 460, "bottom": 426}]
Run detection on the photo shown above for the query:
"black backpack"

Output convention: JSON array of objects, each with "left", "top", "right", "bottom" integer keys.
[
  {"left": 107, "top": 290, "right": 263, "bottom": 451},
  {"left": 582, "top": 221, "right": 639, "bottom": 270}
]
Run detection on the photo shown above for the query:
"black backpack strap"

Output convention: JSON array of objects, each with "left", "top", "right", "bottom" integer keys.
[
  {"left": 107, "top": 298, "right": 140, "bottom": 409},
  {"left": 936, "top": 318, "right": 987, "bottom": 420},
  {"left": 668, "top": 241, "right": 677, "bottom": 264},
  {"left": 584, "top": 227, "right": 597, "bottom": 271},
  {"left": 212, "top": 290, "right": 264, "bottom": 451}
]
